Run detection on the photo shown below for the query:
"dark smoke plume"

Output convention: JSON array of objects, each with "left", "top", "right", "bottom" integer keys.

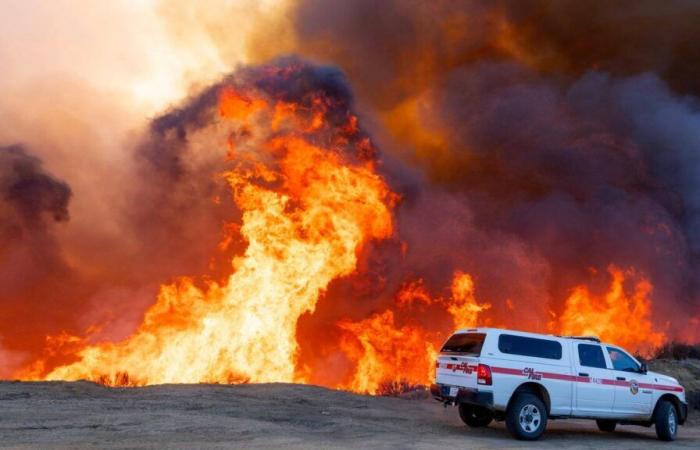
[
  {"left": 288, "top": 0, "right": 700, "bottom": 104},
  {"left": 278, "top": 0, "right": 700, "bottom": 341},
  {"left": 0, "top": 145, "right": 71, "bottom": 226},
  {"left": 0, "top": 145, "right": 78, "bottom": 367},
  {"left": 500, "top": 0, "right": 700, "bottom": 97}
]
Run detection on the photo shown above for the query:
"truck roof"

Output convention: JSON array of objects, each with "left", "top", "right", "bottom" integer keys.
[{"left": 453, "top": 327, "right": 608, "bottom": 346}]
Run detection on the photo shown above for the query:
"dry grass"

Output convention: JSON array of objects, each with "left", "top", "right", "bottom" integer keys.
[{"left": 649, "top": 358, "right": 700, "bottom": 416}]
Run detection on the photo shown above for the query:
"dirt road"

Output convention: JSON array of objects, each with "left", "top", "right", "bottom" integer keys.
[{"left": 0, "top": 381, "right": 696, "bottom": 449}]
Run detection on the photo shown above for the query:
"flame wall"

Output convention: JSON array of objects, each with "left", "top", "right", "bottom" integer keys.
[{"left": 1, "top": 1, "right": 699, "bottom": 388}]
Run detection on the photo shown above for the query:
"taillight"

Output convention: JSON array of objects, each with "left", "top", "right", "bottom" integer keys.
[{"left": 477, "top": 363, "right": 492, "bottom": 385}]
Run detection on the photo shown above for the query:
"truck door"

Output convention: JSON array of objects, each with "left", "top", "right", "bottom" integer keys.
[
  {"left": 605, "top": 346, "right": 653, "bottom": 417},
  {"left": 572, "top": 342, "right": 615, "bottom": 417}
]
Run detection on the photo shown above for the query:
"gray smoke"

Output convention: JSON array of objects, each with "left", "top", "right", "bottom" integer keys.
[
  {"left": 0, "top": 145, "right": 78, "bottom": 362},
  {"left": 282, "top": 0, "right": 700, "bottom": 336}
]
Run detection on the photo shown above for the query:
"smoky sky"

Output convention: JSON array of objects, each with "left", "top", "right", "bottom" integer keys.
[
  {"left": 291, "top": 0, "right": 700, "bottom": 104},
  {"left": 285, "top": 0, "right": 700, "bottom": 326},
  {"left": 500, "top": 0, "right": 700, "bottom": 97},
  {"left": 0, "top": 145, "right": 78, "bottom": 359},
  {"left": 426, "top": 66, "right": 700, "bottom": 305}
]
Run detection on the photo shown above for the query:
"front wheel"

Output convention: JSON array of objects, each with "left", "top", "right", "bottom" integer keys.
[
  {"left": 458, "top": 404, "right": 493, "bottom": 427},
  {"left": 655, "top": 401, "right": 678, "bottom": 441},
  {"left": 505, "top": 393, "right": 548, "bottom": 440},
  {"left": 596, "top": 419, "right": 616, "bottom": 432}
]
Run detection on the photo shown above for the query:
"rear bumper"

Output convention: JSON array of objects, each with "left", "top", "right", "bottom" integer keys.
[{"left": 430, "top": 383, "right": 494, "bottom": 409}]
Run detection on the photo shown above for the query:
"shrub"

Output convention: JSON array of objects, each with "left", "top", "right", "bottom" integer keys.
[
  {"left": 654, "top": 342, "right": 700, "bottom": 360},
  {"left": 376, "top": 379, "right": 426, "bottom": 397}
]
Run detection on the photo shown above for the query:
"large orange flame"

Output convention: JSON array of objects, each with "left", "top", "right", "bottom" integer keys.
[
  {"left": 336, "top": 271, "right": 490, "bottom": 394},
  {"left": 337, "top": 310, "right": 438, "bottom": 395},
  {"left": 555, "top": 266, "right": 665, "bottom": 356},
  {"left": 335, "top": 265, "right": 670, "bottom": 393},
  {"left": 28, "top": 71, "right": 395, "bottom": 386},
  {"left": 19, "top": 63, "right": 672, "bottom": 392},
  {"left": 448, "top": 271, "right": 490, "bottom": 329}
]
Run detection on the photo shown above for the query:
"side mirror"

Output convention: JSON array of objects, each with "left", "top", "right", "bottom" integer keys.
[{"left": 640, "top": 362, "right": 648, "bottom": 374}]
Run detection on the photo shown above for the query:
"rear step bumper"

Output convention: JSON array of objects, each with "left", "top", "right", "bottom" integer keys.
[{"left": 430, "top": 383, "right": 494, "bottom": 409}]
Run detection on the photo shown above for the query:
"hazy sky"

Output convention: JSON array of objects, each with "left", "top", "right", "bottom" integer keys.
[
  {"left": 0, "top": 0, "right": 284, "bottom": 374},
  {"left": 0, "top": 0, "right": 286, "bottom": 269},
  {"left": 0, "top": 0, "right": 282, "bottom": 114}
]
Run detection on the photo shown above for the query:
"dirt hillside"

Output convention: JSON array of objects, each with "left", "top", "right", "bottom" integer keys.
[{"left": 650, "top": 359, "right": 700, "bottom": 411}]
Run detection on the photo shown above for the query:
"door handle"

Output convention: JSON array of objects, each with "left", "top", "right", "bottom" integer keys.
[
  {"left": 578, "top": 372, "right": 589, "bottom": 377},
  {"left": 616, "top": 376, "right": 626, "bottom": 381}
]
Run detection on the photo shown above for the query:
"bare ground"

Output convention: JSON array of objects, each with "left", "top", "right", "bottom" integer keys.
[{"left": 0, "top": 382, "right": 697, "bottom": 449}]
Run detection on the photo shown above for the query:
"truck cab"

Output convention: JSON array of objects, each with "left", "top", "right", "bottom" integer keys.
[{"left": 431, "top": 328, "right": 688, "bottom": 441}]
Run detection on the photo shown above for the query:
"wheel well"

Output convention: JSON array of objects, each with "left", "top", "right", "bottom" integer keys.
[
  {"left": 508, "top": 382, "right": 551, "bottom": 414},
  {"left": 654, "top": 394, "right": 681, "bottom": 421}
]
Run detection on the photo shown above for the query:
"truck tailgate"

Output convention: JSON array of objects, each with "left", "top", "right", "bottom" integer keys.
[{"left": 436, "top": 355, "right": 479, "bottom": 389}]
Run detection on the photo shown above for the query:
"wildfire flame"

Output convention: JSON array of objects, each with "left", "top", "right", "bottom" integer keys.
[
  {"left": 555, "top": 266, "right": 665, "bottom": 356},
  {"left": 31, "top": 64, "right": 395, "bottom": 386},
  {"left": 337, "top": 310, "right": 438, "bottom": 395},
  {"left": 448, "top": 271, "right": 490, "bottom": 329},
  {"left": 19, "top": 62, "right": 671, "bottom": 393},
  {"left": 337, "top": 271, "right": 490, "bottom": 394}
]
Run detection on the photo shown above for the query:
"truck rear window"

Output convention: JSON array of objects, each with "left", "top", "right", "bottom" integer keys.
[
  {"left": 498, "top": 334, "right": 562, "bottom": 360},
  {"left": 441, "top": 333, "right": 485, "bottom": 355}
]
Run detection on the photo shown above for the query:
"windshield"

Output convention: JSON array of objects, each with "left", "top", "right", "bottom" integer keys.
[{"left": 441, "top": 333, "right": 486, "bottom": 355}]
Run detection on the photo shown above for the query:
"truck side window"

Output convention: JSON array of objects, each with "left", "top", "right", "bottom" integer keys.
[
  {"left": 577, "top": 344, "right": 607, "bottom": 368},
  {"left": 498, "top": 334, "right": 562, "bottom": 360},
  {"left": 606, "top": 347, "right": 640, "bottom": 372}
]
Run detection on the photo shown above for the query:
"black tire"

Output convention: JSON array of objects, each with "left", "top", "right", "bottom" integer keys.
[
  {"left": 458, "top": 403, "right": 493, "bottom": 428},
  {"left": 654, "top": 400, "right": 678, "bottom": 441},
  {"left": 596, "top": 419, "right": 616, "bottom": 432},
  {"left": 505, "top": 393, "right": 548, "bottom": 440}
]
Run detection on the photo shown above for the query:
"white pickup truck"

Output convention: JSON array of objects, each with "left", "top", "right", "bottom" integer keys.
[{"left": 430, "top": 327, "right": 688, "bottom": 441}]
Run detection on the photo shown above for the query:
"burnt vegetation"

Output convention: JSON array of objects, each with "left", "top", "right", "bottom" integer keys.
[{"left": 655, "top": 342, "right": 700, "bottom": 360}]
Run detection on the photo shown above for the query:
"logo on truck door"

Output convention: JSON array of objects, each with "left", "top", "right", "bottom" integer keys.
[
  {"left": 523, "top": 367, "right": 542, "bottom": 380},
  {"left": 630, "top": 380, "right": 639, "bottom": 395}
]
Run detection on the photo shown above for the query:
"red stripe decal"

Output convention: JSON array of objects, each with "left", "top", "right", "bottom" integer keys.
[
  {"left": 491, "top": 367, "right": 522, "bottom": 376},
  {"left": 440, "top": 364, "right": 683, "bottom": 392},
  {"left": 541, "top": 371, "right": 579, "bottom": 382},
  {"left": 640, "top": 383, "right": 684, "bottom": 392}
]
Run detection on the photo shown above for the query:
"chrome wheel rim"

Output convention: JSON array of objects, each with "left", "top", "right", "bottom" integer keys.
[
  {"left": 519, "top": 404, "right": 541, "bottom": 433},
  {"left": 668, "top": 409, "right": 677, "bottom": 435}
]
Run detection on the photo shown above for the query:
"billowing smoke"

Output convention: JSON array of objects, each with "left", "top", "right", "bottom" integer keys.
[
  {"left": 499, "top": 0, "right": 700, "bottom": 97},
  {"left": 0, "top": 145, "right": 75, "bottom": 368},
  {"left": 279, "top": 0, "right": 700, "bottom": 334}
]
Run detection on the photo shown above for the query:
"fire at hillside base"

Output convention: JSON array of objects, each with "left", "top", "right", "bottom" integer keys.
[{"left": 12, "top": 60, "right": 682, "bottom": 395}]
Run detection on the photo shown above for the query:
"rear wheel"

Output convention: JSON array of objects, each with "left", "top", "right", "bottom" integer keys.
[
  {"left": 458, "top": 404, "right": 493, "bottom": 427},
  {"left": 505, "top": 393, "right": 548, "bottom": 440},
  {"left": 655, "top": 400, "right": 678, "bottom": 441},
  {"left": 596, "top": 419, "right": 616, "bottom": 432}
]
